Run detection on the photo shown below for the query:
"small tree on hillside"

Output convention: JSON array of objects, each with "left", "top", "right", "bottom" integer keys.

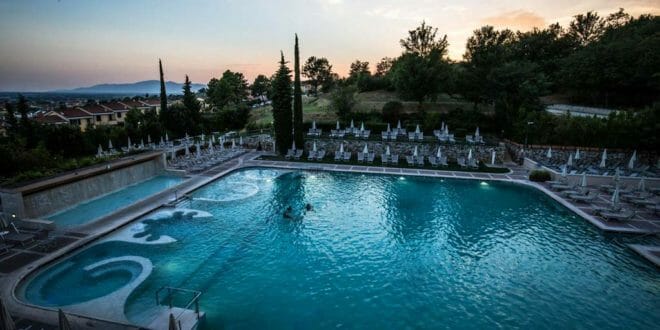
[
  {"left": 330, "top": 85, "right": 357, "bottom": 121},
  {"left": 302, "top": 56, "right": 334, "bottom": 95}
]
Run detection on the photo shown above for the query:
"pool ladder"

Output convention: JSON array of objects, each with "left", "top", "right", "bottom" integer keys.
[{"left": 155, "top": 286, "right": 203, "bottom": 329}]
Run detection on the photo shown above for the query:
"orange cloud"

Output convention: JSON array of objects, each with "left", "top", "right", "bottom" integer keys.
[{"left": 481, "top": 10, "right": 547, "bottom": 31}]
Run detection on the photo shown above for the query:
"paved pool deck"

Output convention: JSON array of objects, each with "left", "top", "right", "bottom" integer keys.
[{"left": 1, "top": 151, "right": 658, "bottom": 329}]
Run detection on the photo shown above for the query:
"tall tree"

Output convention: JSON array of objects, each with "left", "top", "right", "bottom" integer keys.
[
  {"left": 461, "top": 26, "right": 515, "bottom": 105},
  {"left": 375, "top": 57, "right": 395, "bottom": 76},
  {"left": 567, "top": 11, "right": 605, "bottom": 47},
  {"left": 391, "top": 21, "right": 451, "bottom": 111},
  {"left": 158, "top": 59, "right": 167, "bottom": 114},
  {"left": 4, "top": 102, "right": 18, "bottom": 136},
  {"left": 400, "top": 21, "right": 449, "bottom": 57},
  {"left": 251, "top": 74, "right": 271, "bottom": 101},
  {"left": 207, "top": 70, "right": 249, "bottom": 109},
  {"left": 348, "top": 60, "right": 371, "bottom": 82},
  {"left": 182, "top": 75, "right": 202, "bottom": 134},
  {"left": 302, "top": 56, "right": 334, "bottom": 95},
  {"left": 17, "top": 95, "right": 35, "bottom": 147},
  {"left": 271, "top": 52, "right": 293, "bottom": 154},
  {"left": 390, "top": 50, "right": 447, "bottom": 110},
  {"left": 293, "top": 34, "right": 304, "bottom": 148}
]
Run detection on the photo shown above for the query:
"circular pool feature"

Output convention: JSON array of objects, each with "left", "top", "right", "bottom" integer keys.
[{"left": 21, "top": 253, "right": 147, "bottom": 308}]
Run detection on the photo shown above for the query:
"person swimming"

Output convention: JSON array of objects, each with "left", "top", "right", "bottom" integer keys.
[
  {"left": 283, "top": 206, "right": 293, "bottom": 219},
  {"left": 305, "top": 203, "right": 313, "bottom": 211}
]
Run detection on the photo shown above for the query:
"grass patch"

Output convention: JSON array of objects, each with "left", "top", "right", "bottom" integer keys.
[
  {"left": 247, "top": 90, "right": 493, "bottom": 129},
  {"left": 257, "top": 155, "right": 510, "bottom": 174}
]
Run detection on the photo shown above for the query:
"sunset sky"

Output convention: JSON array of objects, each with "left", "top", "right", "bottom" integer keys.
[{"left": 0, "top": 0, "right": 657, "bottom": 91}]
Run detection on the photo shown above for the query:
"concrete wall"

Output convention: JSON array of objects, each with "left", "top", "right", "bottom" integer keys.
[{"left": 21, "top": 157, "right": 165, "bottom": 219}]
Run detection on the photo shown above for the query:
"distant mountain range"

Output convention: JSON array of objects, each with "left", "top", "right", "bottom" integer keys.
[{"left": 53, "top": 80, "right": 206, "bottom": 95}]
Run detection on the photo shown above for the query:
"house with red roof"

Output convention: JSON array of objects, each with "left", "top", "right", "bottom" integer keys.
[
  {"left": 139, "top": 98, "right": 162, "bottom": 112},
  {"left": 41, "top": 108, "right": 94, "bottom": 131},
  {"left": 120, "top": 100, "right": 151, "bottom": 112},
  {"left": 79, "top": 104, "right": 116, "bottom": 125},
  {"left": 100, "top": 102, "right": 130, "bottom": 123}
]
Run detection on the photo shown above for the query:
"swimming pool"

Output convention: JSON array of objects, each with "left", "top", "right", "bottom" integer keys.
[
  {"left": 20, "top": 168, "right": 660, "bottom": 328},
  {"left": 46, "top": 175, "right": 184, "bottom": 227}
]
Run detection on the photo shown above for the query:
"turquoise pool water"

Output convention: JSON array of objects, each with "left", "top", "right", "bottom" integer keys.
[
  {"left": 21, "top": 169, "right": 659, "bottom": 329},
  {"left": 47, "top": 175, "right": 183, "bottom": 227}
]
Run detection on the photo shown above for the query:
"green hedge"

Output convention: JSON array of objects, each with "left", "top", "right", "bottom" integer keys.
[{"left": 529, "top": 170, "right": 552, "bottom": 182}]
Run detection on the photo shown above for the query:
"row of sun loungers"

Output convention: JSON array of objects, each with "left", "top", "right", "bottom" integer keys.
[
  {"left": 407, "top": 132, "right": 424, "bottom": 141},
  {"left": 307, "top": 129, "right": 322, "bottom": 137},
  {"left": 167, "top": 147, "right": 244, "bottom": 172},
  {"left": 465, "top": 135, "right": 484, "bottom": 144},
  {"left": 548, "top": 179, "right": 658, "bottom": 222}
]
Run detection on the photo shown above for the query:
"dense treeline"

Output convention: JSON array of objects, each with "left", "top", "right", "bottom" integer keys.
[
  {"left": 321, "top": 9, "right": 659, "bottom": 151},
  {"left": 2, "top": 8, "right": 657, "bottom": 179}
]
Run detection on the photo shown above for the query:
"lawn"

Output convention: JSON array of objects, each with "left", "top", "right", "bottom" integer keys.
[{"left": 248, "top": 90, "right": 492, "bottom": 128}]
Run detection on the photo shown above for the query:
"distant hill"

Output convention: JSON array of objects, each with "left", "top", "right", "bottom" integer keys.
[{"left": 53, "top": 80, "right": 206, "bottom": 95}]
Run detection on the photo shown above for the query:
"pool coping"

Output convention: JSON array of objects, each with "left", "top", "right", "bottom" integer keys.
[{"left": 2, "top": 151, "right": 657, "bottom": 328}]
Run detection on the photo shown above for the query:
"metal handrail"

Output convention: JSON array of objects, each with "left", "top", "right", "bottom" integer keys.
[{"left": 155, "top": 286, "right": 203, "bottom": 325}]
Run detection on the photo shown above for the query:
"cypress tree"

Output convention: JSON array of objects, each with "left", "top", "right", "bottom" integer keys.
[
  {"left": 271, "top": 51, "right": 293, "bottom": 154},
  {"left": 4, "top": 102, "right": 18, "bottom": 136},
  {"left": 17, "top": 94, "right": 34, "bottom": 147},
  {"left": 182, "top": 75, "right": 201, "bottom": 134},
  {"left": 293, "top": 34, "right": 304, "bottom": 148},
  {"left": 159, "top": 59, "right": 167, "bottom": 114}
]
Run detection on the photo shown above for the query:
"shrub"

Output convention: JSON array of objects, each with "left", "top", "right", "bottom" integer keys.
[
  {"left": 382, "top": 101, "right": 403, "bottom": 123},
  {"left": 529, "top": 170, "right": 552, "bottom": 182}
]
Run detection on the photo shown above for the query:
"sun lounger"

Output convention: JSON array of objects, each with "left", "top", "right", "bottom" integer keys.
[
  {"left": 307, "top": 151, "right": 317, "bottom": 160},
  {"left": 343, "top": 152, "right": 351, "bottom": 162},
  {"left": 381, "top": 154, "right": 389, "bottom": 164},
  {"left": 428, "top": 156, "right": 438, "bottom": 167},
  {"left": 600, "top": 210, "right": 635, "bottom": 221},
  {"left": 569, "top": 192, "right": 597, "bottom": 203},
  {"left": 457, "top": 157, "right": 466, "bottom": 168},
  {"left": 416, "top": 157, "right": 424, "bottom": 167},
  {"left": 551, "top": 183, "right": 572, "bottom": 191},
  {"left": 315, "top": 151, "right": 325, "bottom": 161},
  {"left": 391, "top": 155, "right": 399, "bottom": 165},
  {"left": 592, "top": 204, "right": 622, "bottom": 215},
  {"left": 4, "top": 232, "right": 35, "bottom": 246},
  {"left": 405, "top": 156, "right": 414, "bottom": 166},
  {"left": 334, "top": 152, "right": 342, "bottom": 161},
  {"left": 285, "top": 149, "right": 295, "bottom": 159},
  {"left": 0, "top": 243, "right": 10, "bottom": 255},
  {"left": 357, "top": 153, "right": 365, "bottom": 163},
  {"left": 293, "top": 150, "right": 303, "bottom": 160},
  {"left": 628, "top": 198, "right": 656, "bottom": 207}
]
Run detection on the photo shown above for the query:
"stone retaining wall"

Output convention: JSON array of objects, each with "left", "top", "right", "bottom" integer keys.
[{"left": 19, "top": 157, "right": 165, "bottom": 219}]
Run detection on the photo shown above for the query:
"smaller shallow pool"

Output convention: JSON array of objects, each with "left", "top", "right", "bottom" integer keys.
[{"left": 47, "top": 175, "right": 184, "bottom": 227}]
